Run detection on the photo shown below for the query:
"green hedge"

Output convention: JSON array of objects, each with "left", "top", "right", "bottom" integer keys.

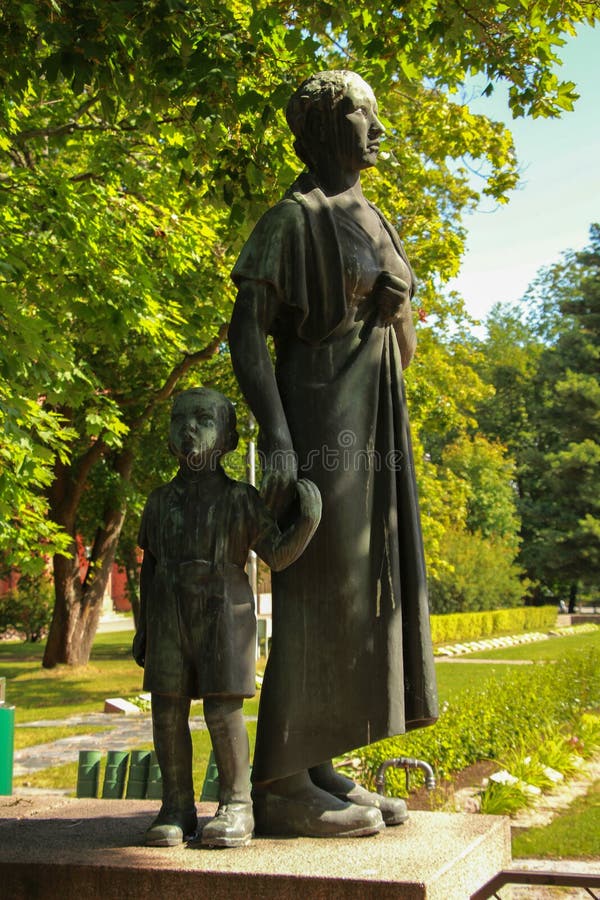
[
  {"left": 354, "top": 648, "right": 599, "bottom": 796},
  {"left": 430, "top": 605, "right": 557, "bottom": 645}
]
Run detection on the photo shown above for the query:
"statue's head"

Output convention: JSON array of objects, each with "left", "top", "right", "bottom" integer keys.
[
  {"left": 169, "top": 387, "right": 238, "bottom": 471},
  {"left": 286, "top": 70, "right": 384, "bottom": 176}
]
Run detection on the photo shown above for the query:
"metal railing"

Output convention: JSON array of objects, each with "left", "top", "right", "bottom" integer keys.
[{"left": 471, "top": 868, "right": 600, "bottom": 898}]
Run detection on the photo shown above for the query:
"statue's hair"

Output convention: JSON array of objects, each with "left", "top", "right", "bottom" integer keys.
[
  {"left": 171, "top": 387, "right": 238, "bottom": 454},
  {"left": 285, "top": 70, "right": 370, "bottom": 169}
]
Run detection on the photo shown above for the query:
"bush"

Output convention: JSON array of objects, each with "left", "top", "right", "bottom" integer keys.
[
  {"left": 353, "top": 648, "right": 600, "bottom": 797},
  {"left": 428, "top": 528, "right": 526, "bottom": 614},
  {"left": 430, "top": 605, "right": 557, "bottom": 645},
  {"left": 0, "top": 573, "right": 54, "bottom": 642}
]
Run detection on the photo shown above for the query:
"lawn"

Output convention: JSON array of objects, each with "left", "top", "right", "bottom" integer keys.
[
  {"left": 1, "top": 632, "right": 261, "bottom": 723},
  {"left": 4, "top": 630, "right": 259, "bottom": 793},
  {"left": 14, "top": 725, "right": 108, "bottom": 751},
  {"left": 467, "top": 628, "right": 600, "bottom": 661},
  {"left": 13, "top": 719, "right": 258, "bottom": 796},
  {"left": 434, "top": 661, "right": 524, "bottom": 700},
  {"left": 4, "top": 627, "right": 597, "bottom": 797},
  {"left": 512, "top": 781, "right": 600, "bottom": 860}
]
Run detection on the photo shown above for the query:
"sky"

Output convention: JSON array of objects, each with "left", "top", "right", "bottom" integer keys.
[{"left": 445, "top": 23, "right": 600, "bottom": 325}]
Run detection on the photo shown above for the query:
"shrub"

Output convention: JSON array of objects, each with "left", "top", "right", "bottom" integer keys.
[
  {"left": 569, "top": 713, "right": 600, "bottom": 758},
  {"left": 428, "top": 528, "right": 525, "bottom": 614},
  {"left": 0, "top": 573, "right": 54, "bottom": 642},
  {"left": 430, "top": 605, "right": 556, "bottom": 645},
  {"left": 353, "top": 649, "right": 600, "bottom": 797}
]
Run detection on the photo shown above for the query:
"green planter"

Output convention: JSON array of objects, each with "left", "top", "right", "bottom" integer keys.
[
  {"left": 102, "top": 750, "right": 130, "bottom": 799},
  {"left": 145, "top": 751, "right": 163, "bottom": 800},
  {"left": 125, "top": 750, "right": 151, "bottom": 799},
  {"left": 0, "top": 704, "right": 15, "bottom": 796},
  {"left": 76, "top": 750, "right": 102, "bottom": 798}
]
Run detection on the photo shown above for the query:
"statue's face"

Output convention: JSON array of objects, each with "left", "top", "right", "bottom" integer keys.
[
  {"left": 332, "top": 76, "right": 384, "bottom": 173},
  {"left": 170, "top": 394, "right": 222, "bottom": 469}
]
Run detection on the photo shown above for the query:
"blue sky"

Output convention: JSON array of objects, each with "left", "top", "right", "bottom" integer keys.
[{"left": 446, "top": 23, "right": 600, "bottom": 324}]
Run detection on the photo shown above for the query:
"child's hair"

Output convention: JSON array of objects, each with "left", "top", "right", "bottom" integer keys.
[{"left": 172, "top": 388, "right": 239, "bottom": 454}]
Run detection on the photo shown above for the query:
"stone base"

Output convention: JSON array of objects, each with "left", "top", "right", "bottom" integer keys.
[{"left": 0, "top": 795, "right": 510, "bottom": 899}]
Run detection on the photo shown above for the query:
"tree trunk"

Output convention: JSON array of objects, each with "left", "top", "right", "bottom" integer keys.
[
  {"left": 568, "top": 581, "right": 578, "bottom": 614},
  {"left": 123, "top": 545, "right": 141, "bottom": 629},
  {"left": 42, "top": 449, "right": 133, "bottom": 668}
]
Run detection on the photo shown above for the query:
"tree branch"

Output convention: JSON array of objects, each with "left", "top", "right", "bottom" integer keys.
[{"left": 132, "top": 324, "right": 228, "bottom": 430}]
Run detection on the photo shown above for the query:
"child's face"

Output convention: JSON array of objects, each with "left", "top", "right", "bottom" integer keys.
[{"left": 170, "top": 395, "right": 222, "bottom": 470}]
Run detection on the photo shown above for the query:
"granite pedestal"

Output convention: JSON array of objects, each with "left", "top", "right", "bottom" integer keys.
[{"left": 0, "top": 795, "right": 510, "bottom": 899}]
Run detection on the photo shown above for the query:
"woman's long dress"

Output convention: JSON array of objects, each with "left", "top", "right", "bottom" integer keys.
[{"left": 232, "top": 174, "right": 438, "bottom": 782}]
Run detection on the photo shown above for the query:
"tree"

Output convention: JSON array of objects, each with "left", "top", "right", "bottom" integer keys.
[
  {"left": 1, "top": 1, "right": 597, "bottom": 664},
  {"left": 478, "top": 225, "right": 600, "bottom": 603},
  {"left": 522, "top": 226, "right": 600, "bottom": 600}
]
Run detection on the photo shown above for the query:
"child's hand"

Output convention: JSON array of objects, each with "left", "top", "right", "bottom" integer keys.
[
  {"left": 132, "top": 631, "right": 146, "bottom": 668},
  {"left": 296, "top": 478, "right": 322, "bottom": 523}
]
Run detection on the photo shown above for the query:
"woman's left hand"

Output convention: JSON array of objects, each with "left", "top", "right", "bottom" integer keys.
[{"left": 372, "top": 271, "right": 411, "bottom": 324}]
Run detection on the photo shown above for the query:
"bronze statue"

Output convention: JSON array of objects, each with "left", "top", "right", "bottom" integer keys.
[
  {"left": 133, "top": 387, "right": 321, "bottom": 847},
  {"left": 229, "top": 71, "right": 438, "bottom": 838}
]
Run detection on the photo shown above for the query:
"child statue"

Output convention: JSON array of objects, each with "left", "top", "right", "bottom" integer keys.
[{"left": 133, "top": 387, "right": 321, "bottom": 848}]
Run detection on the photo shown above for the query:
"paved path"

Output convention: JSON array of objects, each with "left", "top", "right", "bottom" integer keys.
[
  {"left": 436, "top": 658, "right": 535, "bottom": 664},
  {"left": 15, "top": 712, "right": 249, "bottom": 776},
  {"left": 14, "top": 713, "right": 160, "bottom": 775}
]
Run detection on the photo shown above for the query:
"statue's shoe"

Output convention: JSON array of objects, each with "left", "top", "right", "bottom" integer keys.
[
  {"left": 252, "top": 783, "right": 384, "bottom": 838},
  {"left": 309, "top": 765, "right": 409, "bottom": 826},
  {"left": 144, "top": 807, "right": 198, "bottom": 847},
  {"left": 201, "top": 802, "right": 254, "bottom": 848},
  {"left": 329, "top": 782, "right": 409, "bottom": 826}
]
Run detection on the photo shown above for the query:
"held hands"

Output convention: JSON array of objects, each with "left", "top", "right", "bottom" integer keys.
[
  {"left": 132, "top": 630, "right": 146, "bottom": 668},
  {"left": 372, "top": 270, "right": 411, "bottom": 325},
  {"left": 260, "top": 449, "right": 322, "bottom": 524},
  {"left": 260, "top": 446, "right": 298, "bottom": 518},
  {"left": 296, "top": 478, "right": 322, "bottom": 525}
]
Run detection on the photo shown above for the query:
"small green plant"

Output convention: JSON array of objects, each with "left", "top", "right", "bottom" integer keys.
[
  {"left": 536, "top": 736, "right": 582, "bottom": 779},
  {"left": 502, "top": 751, "right": 556, "bottom": 793},
  {"left": 479, "top": 778, "right": 532, "bottom": 816},
  {"left": 568, "top": 712, "right": 600, "bottom": 759},
  {"left": 126, "top": 694, "right": 152, "bottom": 712}
]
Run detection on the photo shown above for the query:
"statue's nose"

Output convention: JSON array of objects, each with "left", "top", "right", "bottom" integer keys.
[{"left": 370, "top": 115, "right": 385, "bottom": 138}]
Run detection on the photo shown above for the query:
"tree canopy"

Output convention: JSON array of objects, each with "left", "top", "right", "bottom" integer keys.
[{"left": 1, "top": 1, "right": 597, "bottom": 662}]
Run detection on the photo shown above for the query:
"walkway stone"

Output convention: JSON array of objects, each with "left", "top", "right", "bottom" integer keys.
[{"left": 14, "top": 713, "right": 209, "bottom": 776}]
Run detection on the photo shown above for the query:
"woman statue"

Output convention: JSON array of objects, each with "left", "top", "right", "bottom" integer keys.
[{"left": 228, "top": 70, "right": 438, "bottom": 838}]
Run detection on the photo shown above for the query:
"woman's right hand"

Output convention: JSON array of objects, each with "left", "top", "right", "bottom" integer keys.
[{"left": 260, "top": 444, "right": 298, "bottom": 518}]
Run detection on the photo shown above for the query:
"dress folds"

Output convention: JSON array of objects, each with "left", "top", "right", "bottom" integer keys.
[{"left": 232, "top": 174, "right": 438, "bottom": 782}]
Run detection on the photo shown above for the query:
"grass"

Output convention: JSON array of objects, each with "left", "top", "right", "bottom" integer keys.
[
  {"left": 14, "top": 725, "right": 108, "bottom": 751},
  {"left": 13, "top": 720, "right": 258, "bottom": 795},
  {"left": 433, "top": 631, "right": 600, "bottom": 701},
  {"left": 467, "top": 629, "right": 600, "bottom": 661},
  {"left": 434, "top": 661, "right": 523, "bottom": 700},
  {"left": 4, "top": 629, "right": 258, "bottom": 792},
  {"left": 512, "top": 781, "right": 600, "bottom": 860},
  {"left": 1, "top": 632, "right": 260, "bottom": 723},
  {"left": 3, "top": 626, "right": 596, "bottom": 796},
  {"left": 1, "top": 634, "right": 144, "bottom": 723}
]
